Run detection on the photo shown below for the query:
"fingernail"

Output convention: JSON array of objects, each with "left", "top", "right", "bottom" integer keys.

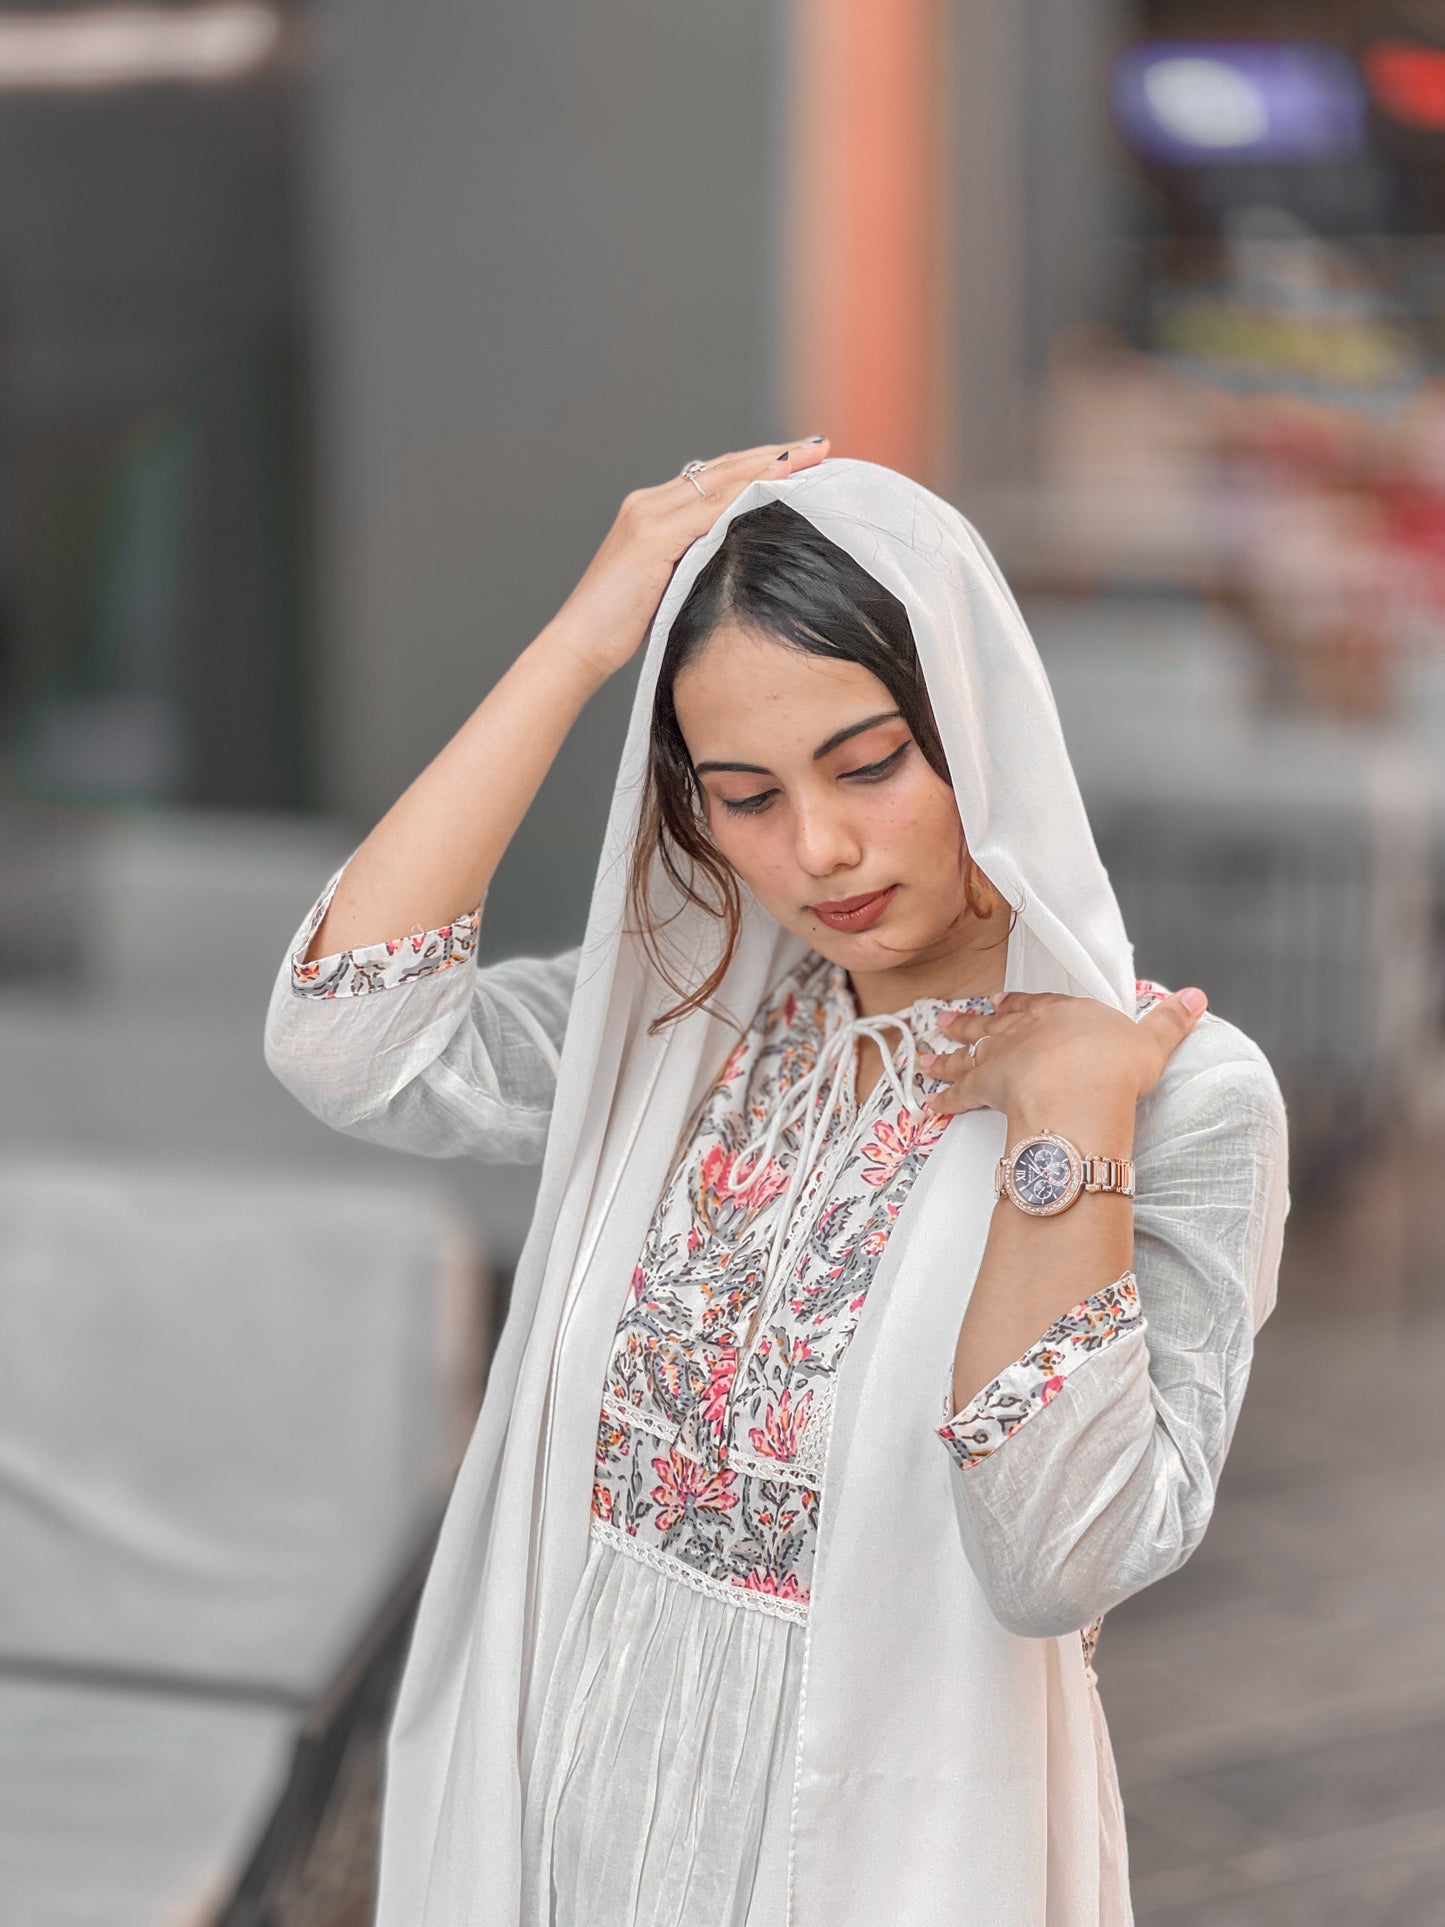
[
  {"left": 1181, "top": 987, "right": 1207, "bottom": 1014},
  {"left": 919, "top": 1051, "right": 937, "bottom": 1068},
  {"left": 806, "top": 434, "right": 827, "bottom": 442}
]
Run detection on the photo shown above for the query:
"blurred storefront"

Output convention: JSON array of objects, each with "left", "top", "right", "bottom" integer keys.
[
  {"left": 969, "top": 4, "right": 1445, "bottom": 1179},
  {"left": 1009, "top": 8, "right": 1445, "bottom": 697}
]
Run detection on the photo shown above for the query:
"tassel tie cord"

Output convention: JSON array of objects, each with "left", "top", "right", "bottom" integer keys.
[{"left": 730, "top": 1009, "right": 927, "bottom": 1359}]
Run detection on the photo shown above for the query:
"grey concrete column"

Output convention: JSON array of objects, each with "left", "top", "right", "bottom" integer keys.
[{"left": 303, "top": 0, "right": 784, "bottom": 955}]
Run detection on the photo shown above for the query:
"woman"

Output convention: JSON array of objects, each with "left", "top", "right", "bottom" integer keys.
[{"left": 264, "top": 444, "right": 1289, "bottom": 1926}]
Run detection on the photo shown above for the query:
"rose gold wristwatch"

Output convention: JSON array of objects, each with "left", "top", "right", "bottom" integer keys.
[{"left": 994, "top": 1129, "right": 1135, "bottom": 1217}]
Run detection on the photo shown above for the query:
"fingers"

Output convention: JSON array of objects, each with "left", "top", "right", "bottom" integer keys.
[
  {"left": 716, "top": 436, "right": 831, "bottom": 472},
  {"left": 917, "top": 995, "right": 1023, "bottom": 1116},
  {"left": 665, "top": 436, "right": 831, "bottom": 505},
  {"left": 918, "top": 1005, "right": 996, "bottom": 1076},
  {"left": 937, "top": 1007, "right": 989, "bottom": 1043},
  {"left": 920, "top": 1051, "right": 988, "bottom": 1117},
  {"left": 1142, "top": 986, "right": 1209, "bottom": 1050},
  {"left": 765, "top": 434, "right": 831, "bottom": 473},
  {"left": 918, "top": 1019, "right": 996, "bottom": 1114},
  {"left": 918, "top": 1044, "right": 978, "bottom": 1082}
]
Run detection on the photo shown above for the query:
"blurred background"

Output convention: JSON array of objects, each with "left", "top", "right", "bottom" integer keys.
[{"left": 1, "top": 1, "right": 1442, "bottom": 1921}]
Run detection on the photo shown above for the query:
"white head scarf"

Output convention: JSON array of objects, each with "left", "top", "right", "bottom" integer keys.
[{"left": 376, "top": 457, "right": 1140, "bottom": 1924}]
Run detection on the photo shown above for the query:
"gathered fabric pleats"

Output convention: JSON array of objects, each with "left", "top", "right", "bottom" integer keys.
[{"left": 521, "top": 1535, "right": 801, "bottom": 1927}]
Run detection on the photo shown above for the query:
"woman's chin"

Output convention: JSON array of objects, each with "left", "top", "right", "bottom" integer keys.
[{"left": 808, "top": 922, "right": 928, "bottom": 973}]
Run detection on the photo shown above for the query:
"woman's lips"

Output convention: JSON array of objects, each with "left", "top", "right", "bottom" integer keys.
[{"left": 808, "top": 884, "right": 899, "bottom": 933}]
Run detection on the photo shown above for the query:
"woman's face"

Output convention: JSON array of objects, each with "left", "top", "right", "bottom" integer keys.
[{"left": 672, "top": 623, "right": 1005, "bottom": 1001}]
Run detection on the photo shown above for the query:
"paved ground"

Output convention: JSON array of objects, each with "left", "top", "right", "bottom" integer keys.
[{"left": 1104, "top": 1118, "right": 1445, "bottom": 1925}]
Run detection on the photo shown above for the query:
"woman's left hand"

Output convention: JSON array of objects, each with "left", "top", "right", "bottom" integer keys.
[{"left": 919, "top": 986, "right": 1210, "bottom": 1122}]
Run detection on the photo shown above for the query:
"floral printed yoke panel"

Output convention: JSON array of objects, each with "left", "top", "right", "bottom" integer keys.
[
  {"left": 590, "top": 950, "right": 968, "bottom": 1625},
  {"left": 589, "top": 952, "right": 1174, "bottom": 1642}
]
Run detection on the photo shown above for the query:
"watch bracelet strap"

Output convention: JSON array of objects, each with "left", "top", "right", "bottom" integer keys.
[{"left": 1082, "top": 1154, "right": 1134, "bottom": 1196}]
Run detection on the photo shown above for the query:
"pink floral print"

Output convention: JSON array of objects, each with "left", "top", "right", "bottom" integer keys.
[
  {"left": 649, "top": 1448, "right": 739, "bottom": 1534},
  {"left": 859, "top": 1104, "right": 951, "bottom": 1187},
  {"left": 935, "top": 1271, "right": 1145, "bottom": 1471},
  {"left": 590, "top": 950, "right": 1173, "bottom": 1658},
  {"left": 288, "top": 864, "right": 481, "bottom": 998}
]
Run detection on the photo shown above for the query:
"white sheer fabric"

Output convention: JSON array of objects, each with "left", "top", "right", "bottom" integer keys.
[{"left": 520, "top": 1538, "right": 800, "bottom": 1926}]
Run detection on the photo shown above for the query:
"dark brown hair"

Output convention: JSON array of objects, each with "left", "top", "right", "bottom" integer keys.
[{"left": 626, "top": 499, "right": 1010, "bottom": 1032}]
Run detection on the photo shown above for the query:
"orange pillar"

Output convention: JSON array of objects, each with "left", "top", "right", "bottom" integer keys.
[{"left": 782, "top": 0, "right": 949, "bottom": 485}]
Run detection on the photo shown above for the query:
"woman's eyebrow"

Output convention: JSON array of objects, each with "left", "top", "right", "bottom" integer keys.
[
  {"left": 810, "top": 710, "right": 902, "bottom": 760},
  {"left": 692, "top": 710, "right": 903, "bottom": 778}
]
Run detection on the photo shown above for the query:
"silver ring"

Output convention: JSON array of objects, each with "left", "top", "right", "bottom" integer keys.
[
  {"left": 967, "top": 1036, "right": 985, "bottom": 1063},
  {"left": 681, "top": 460, "right": 708, "bottom": 497}
]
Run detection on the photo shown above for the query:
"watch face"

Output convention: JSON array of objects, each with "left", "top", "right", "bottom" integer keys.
[{"left": 1010, "top": 1137, "right": 1078, "bottom": 1211}]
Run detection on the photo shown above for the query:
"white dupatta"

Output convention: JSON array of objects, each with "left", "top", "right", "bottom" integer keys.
[{"left": 375, "top": 458, "right": 1144, "bottom": 1924}]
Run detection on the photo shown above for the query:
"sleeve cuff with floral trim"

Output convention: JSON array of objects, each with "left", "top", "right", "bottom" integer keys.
[
  {"left": 935, "top": 1270, "right": 1144, "bottom": 1472},
  {"left": 289, "top": 866, "right": 482, "bottom": 999}
]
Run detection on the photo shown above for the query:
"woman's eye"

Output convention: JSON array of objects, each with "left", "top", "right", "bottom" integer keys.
[
  {"left": 719, "top": 789, "right": 778, "bottom": 817},
  {"left": 716, "top": 743, "right": 908, "bottom": 815},
  {"left": 842, "top": 743, "right": 909, "bottom": 783}
]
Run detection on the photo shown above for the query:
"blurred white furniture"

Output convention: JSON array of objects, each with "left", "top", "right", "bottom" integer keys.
[
  {"left": 0, "top": 1154, "right": 485, "bottom": 1927},
  {"left": 0, "top": 800, "right": 547, "bottom": 1263}
]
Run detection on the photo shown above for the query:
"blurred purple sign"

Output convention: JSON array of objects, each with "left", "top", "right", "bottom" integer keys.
[{"left": 1111, "top": 42, "right": 1368, "bottom": 165}]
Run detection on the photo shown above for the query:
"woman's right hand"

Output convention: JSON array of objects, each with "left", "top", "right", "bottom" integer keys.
[
  {"left": 546, "top": 437, "right": 832, "bottom": 683},
  {"left": 292, "top": 439, "right": 829, "bottom": 965}
]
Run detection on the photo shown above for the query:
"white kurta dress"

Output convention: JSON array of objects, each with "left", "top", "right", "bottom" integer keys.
[
  {"left": 264, "top": 464, "right": 1295, "bottom": 1925},
  {"left": 275, "top": 868, "right": 1178, "bottom": 1925}
]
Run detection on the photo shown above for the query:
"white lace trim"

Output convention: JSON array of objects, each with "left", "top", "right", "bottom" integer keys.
[
  {"left": 723, "top": 1445, "right": 810, "bottom": 1485},
  {"left": 600, "top": 1389, "right": 673, "bottom": 1443},
  {"left": 791, "top": 1375, "right": 836, "bottom": 1485},
  {"left": 602, "top": 1383, "right": 833, "bottom": 1490},
  {"left": 589, "top": 1517, "right": 811, "bottom": 1626}
]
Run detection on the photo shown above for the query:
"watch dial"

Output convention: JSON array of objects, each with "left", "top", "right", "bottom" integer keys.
[{"left": 1012, "top": 1140, "right": 1075, "bottom": 1208}]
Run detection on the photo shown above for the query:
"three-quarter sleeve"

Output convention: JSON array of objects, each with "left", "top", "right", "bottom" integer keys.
[
  {"left": 288, "top": 858, "right": 483, "bottom": 998},
  {"left": 263, "top": 853, "right": 580, "bottom": 1165},
  {"left": 935, "top": 1269, "right": 1143, "bottom": 1470},
  {"left": 935, "top": 1040, "right": 1289, "bottom": 1642}
]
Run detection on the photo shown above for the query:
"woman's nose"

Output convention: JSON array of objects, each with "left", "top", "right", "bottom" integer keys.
[{"left": 793, "top": 800, "right": 863, "bottom": 879}]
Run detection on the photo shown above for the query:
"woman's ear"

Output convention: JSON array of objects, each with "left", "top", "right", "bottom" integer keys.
[
  {"left": 960, "top": 851, "right": 1018, "bottom": 944},
  {"left": 961, "top": 848, "right": 1001, "bottom": 920}
]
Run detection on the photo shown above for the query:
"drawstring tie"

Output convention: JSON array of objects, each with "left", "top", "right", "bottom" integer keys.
[{"left": 730, "top": 1009, "right": 926, "bottom": 1356}]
